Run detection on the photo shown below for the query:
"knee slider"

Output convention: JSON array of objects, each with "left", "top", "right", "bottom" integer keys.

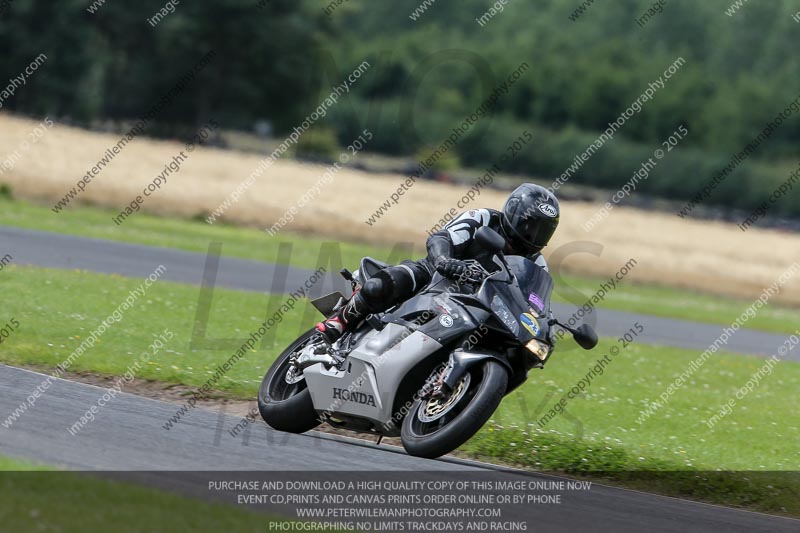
[
  {"left": 362, "top": 276, "right": 392, "bottom": 304},
  {"left": 362, "top": 267, "right": 413, "bottom": 307}
]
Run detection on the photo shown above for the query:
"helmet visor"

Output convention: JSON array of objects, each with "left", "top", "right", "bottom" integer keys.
[{"left": 507, "top": 214, "right": 558, "bottom": 254}]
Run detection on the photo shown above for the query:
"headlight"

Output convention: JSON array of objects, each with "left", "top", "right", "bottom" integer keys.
[{"left": 525, "top": 339, "right": 551, "bottom": 361}]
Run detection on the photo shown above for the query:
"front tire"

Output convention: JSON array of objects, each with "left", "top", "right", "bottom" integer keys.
[
  {"left": 258, "top": 328, "right": 321, "bottom": 434},
  {"left": 401, "top": 360, "right": 508, "bottom": 459}
]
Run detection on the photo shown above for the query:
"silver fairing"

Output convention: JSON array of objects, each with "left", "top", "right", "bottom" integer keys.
[{"left": 303, "top": 323, "right": 443, "bottom": 430}]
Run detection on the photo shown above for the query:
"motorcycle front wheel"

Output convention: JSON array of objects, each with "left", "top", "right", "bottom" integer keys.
[
  {"left": 257, "top": 328, "right": 321, "bottom": 434},
  {"left": 401, "top": 360, "right": 508, "bottom": 459}
]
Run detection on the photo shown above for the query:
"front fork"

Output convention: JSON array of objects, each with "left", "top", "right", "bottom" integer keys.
[{"left": 428, "top": 359, "right": 454, "bottom": 399}]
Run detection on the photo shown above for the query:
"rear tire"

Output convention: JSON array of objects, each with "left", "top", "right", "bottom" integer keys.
[
  {"left": 401, "top": 360, "right": 507, "bottom": 459},
  {"left": 258, "top": 328, "right": 321, "bottom": 434}
]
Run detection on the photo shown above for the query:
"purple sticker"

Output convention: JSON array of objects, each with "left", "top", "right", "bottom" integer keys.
[{"left": 528, "top": 292, "right": 544, "bottom": 311}]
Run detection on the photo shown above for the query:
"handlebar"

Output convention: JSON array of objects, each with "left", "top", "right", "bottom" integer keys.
[{"left": 456, "top": 259, "right": 490, "bottom": 285}]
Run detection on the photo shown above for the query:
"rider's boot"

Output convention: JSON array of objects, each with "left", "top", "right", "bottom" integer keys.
[{"left": 315, "top": 278, "right": 385, "bottom": 344}]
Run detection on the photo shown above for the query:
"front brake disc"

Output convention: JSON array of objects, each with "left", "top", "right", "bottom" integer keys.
[{"left": 417, "top": 373, "right": 471, "bottom": 422}]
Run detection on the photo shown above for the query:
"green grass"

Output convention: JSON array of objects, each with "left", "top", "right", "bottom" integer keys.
[
  {"left": 0, "top": 455, "right": 50, "bottom": 471},
  {"left": 0, "top": 456, "right": 290, "bottom": 532},
  {"left": 0, "top": 265, "right": 315, "bottom": 397},
  {"left": 462, "top": 338, "right": 800, "bottom": 514},
  {"left": 2, "top": 265, "right": 797, "bottom": 469},
  {"left": 1, "top": 265, "right": 798, "bottom": 514},
  {"left": 2, "top": 196, "right": 799, "bottom": 334},
  {"left": 0, "top": 266, "right": 800, "bottom": 470},
  {"left": 555, "top": 275, "right": 800, "bottom": 336},
  {"left": 474, "top": 337, "right": 800, "bottom": 472}
]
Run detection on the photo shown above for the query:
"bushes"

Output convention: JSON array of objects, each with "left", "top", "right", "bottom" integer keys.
[
  {"left": 294, "top": 127, "right": 340, "bottom": 161},
  {"left": 452, "top": 116, "right": 798, "bottom": 216}
]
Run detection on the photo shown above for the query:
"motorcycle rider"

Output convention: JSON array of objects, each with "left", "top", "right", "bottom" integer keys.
[{"left": 315, "top": 183, "right": 560, "bottom": 343}]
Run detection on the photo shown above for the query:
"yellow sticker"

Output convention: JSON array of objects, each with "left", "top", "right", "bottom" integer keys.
[{"left": 520, "top": 313, "right": 540, "bottom": 336}]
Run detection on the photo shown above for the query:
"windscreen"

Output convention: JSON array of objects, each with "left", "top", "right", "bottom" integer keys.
[
  {"left": 477, "top": 256, "right": 554, "bottom": 342},
  {"left": 505, "top": 255, "right": 554, "bottom": 317}
]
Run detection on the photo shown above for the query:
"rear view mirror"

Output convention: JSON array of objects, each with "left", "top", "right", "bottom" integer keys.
[
  {"left": 475, "top": 227, "right": 505, "bottom": 255},
  {"left": 574, "top": 324, "right": 598, "bottom": 350}
]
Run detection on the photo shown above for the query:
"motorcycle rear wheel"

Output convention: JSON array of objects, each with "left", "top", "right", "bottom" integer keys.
[
  {"left": 257, "top": 328, "right": 321, "bottom": 434},
  {"left": 401, "top": 360, "right": 508, "bottom": 459}
]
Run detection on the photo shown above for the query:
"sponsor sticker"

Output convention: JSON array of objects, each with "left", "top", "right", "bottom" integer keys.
[
  {"left": 434, "top": 295, "right": 455, "bottom": 314},
  {"left": 519, "top": 313, "right": 540, "bottom": 336},
  {"left": 439, "top": 314, "right": 454, "bottom": 328},
  {"left": 538, "top": 204, "right": 557, "bottom": 218},
  {"left": 528, "top": 292, "right": 544, "bottom": 312}
]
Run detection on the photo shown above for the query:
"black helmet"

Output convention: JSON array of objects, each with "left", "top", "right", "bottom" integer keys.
[{"left": 501, "top": 183, "right": 560, "bottom": 255}]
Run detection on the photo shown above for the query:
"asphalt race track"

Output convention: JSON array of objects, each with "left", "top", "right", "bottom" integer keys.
[
  {"left": 1, "top": 225, "right": 793, "bottom": 360},
  {"left": 1, "top": 365, "right": 797, "bottom": 533}
]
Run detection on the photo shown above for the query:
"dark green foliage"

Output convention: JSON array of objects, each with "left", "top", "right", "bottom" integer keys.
[
  {"left": 0, "top": 0, "right": 330, "bottom": 129},
  {"left": 1, "top": 0, "right": 797, "bottom": 214},
  {"left": 326, "top": 1, "right": 800, "bottom": 214},
  {"left": 295, "top": 127, "right": 340, "bottom": 160}
]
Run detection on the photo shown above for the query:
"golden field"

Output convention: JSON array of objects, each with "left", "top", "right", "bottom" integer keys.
[{"left": 2, "top": 113, "right": 799, "bottom": 305}]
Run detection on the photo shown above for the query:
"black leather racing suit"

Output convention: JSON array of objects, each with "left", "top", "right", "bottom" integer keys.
[{"left": 360, "top": 208, "right": 549, "bottom": 312}]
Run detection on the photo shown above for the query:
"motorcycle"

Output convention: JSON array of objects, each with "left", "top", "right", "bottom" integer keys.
[{"left": 258, "top": 227, "right": 598, "bottom": 459}]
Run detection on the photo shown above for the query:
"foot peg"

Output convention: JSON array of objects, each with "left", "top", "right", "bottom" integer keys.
[{"left": 291, "top": 341, "right": 338, "bottom": 370}]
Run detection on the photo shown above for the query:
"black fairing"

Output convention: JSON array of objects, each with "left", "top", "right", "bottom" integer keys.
[
  {"left": 383, "top": 255, "right": 554, "bottom": 347},
  {"left": 381, "top": 276, "right": 487, "bottom": 346},
  {"left": 377, "top": 255, "right": 556, "bottom": 402},
  {"left": 475, "top": 256, "right": 554, "bottom": 345}
]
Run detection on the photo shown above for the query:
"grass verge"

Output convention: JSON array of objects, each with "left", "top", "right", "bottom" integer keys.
[
  {"left": 1, "top": 196, "right": 799, "bottom": 334},
  {"left": 0, "top": 456, "right": 289, "bottom": 532},
  {"left": 0, "top": 455, "right": 50, "bottom": 471},
  {"left": 1, "top": 265, "right": 798, "bottom": 515}
]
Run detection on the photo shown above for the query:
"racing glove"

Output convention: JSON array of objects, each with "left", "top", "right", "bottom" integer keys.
[{"left": 435, "top": 257, "right": 467, "bottom": 280}]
